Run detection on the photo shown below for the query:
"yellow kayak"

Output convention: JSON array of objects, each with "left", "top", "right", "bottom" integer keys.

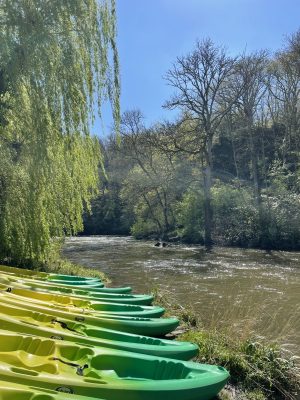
[
  {"left": 0, "top": 293, "right": 179, "bottom": 336},
  {"left": 0, "top": 283, "right": 164, "bottom": 318},
  {"left": 0, "top": 267, "right": 132, "bottom": 293},
  {"left": 0, "top": 381, "right": 103, "bottom": 400},
  {"left": 0, "top": 302, "right": 198, "bottom": 360},
  {"left": 0, "top": 264, "right": 100, "bottom": 284},
  {"left": 0, "top": 330, "right": 229, "bottom": 400}
]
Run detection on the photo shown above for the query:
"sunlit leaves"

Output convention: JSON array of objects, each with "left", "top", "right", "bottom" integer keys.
[{"left": 0, "top": 0, "right": 119, "bottom": 263}]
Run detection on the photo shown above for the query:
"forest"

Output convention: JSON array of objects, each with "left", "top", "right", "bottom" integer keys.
[{"left": 84, "top": 34, "right": 300, "bottom": 251}]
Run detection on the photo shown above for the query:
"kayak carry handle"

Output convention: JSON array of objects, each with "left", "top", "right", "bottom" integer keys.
[
  {"left": 51, "top": 357, "right": 88, "bottom": 376},
  {"left": 51, "top": 318, "right": 84, "bottom": 335}
]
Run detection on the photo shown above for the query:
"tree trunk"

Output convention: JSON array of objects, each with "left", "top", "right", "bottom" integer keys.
[
  {"left": 249, "top": 126, "right": 265, "bottom": 246},
  {"left": 249, "top": 128, "right": 261, "bottom": 207},
  {"left": 203, "top": 135, "right": 213, "bottom": 249}
]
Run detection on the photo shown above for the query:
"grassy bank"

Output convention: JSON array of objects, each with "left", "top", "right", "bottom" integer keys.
[
  {"left": 153, "top": 289, "right": 300, "bottom": 400},
  {"left": 40, "top": 239, "right": 110, "bottom": 283}
]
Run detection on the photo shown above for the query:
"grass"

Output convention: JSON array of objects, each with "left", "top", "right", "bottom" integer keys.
[
  {"left": 152, "top": 288, "right": 300, "bottom": 400},
  {"left": 182, "top": 330, "right": 299, "bottom": 399}
]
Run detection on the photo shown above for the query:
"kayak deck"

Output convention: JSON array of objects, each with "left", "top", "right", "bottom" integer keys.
[{"left": 0, "top": 331, "right": 229, "bottom": 400}]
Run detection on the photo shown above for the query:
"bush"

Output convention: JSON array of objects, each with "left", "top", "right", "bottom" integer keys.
[
  {"left": 212, "top": 182, "right": 261, "bottom": 247},
  {"left": 131, "top": 218, "right": 158, "bottom": 239},
  {"left": 175, "top": 190, "right": 205, "bottom": 243}
]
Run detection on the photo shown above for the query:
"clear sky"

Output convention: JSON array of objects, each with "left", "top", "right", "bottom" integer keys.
[{"left": 94, "top": 0, "right": 300, "bottom": 136}]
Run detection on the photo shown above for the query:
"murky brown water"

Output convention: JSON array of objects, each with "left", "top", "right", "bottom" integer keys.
[{"left": 63, "top": 236, "right": 300, "bottom": 355}]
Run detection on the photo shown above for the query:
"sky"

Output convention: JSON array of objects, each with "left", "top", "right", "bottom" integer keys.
[{"left": 93, "top": 0, "right": 300, "bottom": 136}]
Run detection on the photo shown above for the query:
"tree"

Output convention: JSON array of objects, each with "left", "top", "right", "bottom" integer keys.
[
  {"left": 232, "top": 51, "right": 269, "bottom": 207},
  {"left": 0, "top": 0, "right": 119, "bottom": 264},
  {"left": 164, "top": 39, "right": 237, "bottom": 247},
  {"left": 268, "top": 32, "right": 300, "bottom": 162},
  {"left": 120, "top": 110, "right": 180, "bottom": 238}
]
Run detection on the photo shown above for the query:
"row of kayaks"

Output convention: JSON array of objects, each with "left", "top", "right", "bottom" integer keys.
[{"left": 0, "top": 264, "right": 229, "bottom": 400}]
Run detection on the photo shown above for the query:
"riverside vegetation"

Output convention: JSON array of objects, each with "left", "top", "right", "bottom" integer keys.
[{"left": 153, "top": 289, "right": 300, "bottom": 400}]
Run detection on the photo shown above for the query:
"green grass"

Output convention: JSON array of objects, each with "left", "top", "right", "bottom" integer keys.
[{"left": 182, "top": 329, "right": 299, "bottom": 399}]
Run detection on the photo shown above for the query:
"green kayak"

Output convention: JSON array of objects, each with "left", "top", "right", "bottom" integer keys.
[
  {"left": 27, "top": 277, "right": 133, "bottom": 294},
  {"left": 0, "top": 303, "right": 198, "bottom": 360},
  {"left": 0, "top": 274, "right": 152, "bottom": 305},
  {"left": 0, "top": 294, "right": 179, "bottom": 336},
  {"left": 47, "top": 274, "right": 102, "bottom": 283},
  {"left": 0, "top": 265, "right": 101, "bottom": 284},
  {"left": 0, "top": 264, "right": 49, "bottom": 278},
  {"left": 46, "top": 279, "right": 104, "bottom": 287},
  {"left": 0, "top": 285, "right": 164, "bottom": 318},
  {"left": 0, "top": 266, "right": 106, "bottom": 288},
  {"left": 0, "top": 330, "right": 229, "bottom": 400},
  {"left": 0, "top": 270, "right": 132, "bottom": 294}
]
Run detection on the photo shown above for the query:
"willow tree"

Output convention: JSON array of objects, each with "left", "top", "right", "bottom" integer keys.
[{"left": 0, "top": 0, "right": 119, "bottom": 264}]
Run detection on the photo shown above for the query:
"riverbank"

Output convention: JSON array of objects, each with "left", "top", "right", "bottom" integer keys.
[
  {"left": 154, "top": 289, "right": 300, "bottom": 400},
  {"left": 41, "top": 249, "right": 300, "bottom": 399},
  {"left": 131, "top": 232, "right": 300, "bottom": 252},
  {"left": 4, "top": 237, "right": 299, "bottom": 399},
  {"left": 46, "top": 240, "right": 300, "bottom": 399},
  {"left": 42, "top": 239, "right": 110, "bottom": 283}
]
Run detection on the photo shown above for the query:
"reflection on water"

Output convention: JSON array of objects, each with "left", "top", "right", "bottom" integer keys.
[{"left": 63, "top": 236, "right": 300, "bottom": 354}]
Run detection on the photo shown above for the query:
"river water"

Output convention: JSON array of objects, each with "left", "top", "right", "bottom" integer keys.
[{"left": 63, "top": 235, "right": 300, "bottom": 355}]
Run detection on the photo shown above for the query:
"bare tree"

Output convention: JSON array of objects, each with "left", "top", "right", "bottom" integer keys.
[
  {"left": 164, "top": 39, "right": 237, "bottom": 248},
  {"left": 120, "top": 110, "right": 177, "bottom": 238},
  {"left": 233, "top": 51, "right": 269, "bottom": 207},
  {"left": 268, "top": 36, "right": 300, "bottom": 159}
]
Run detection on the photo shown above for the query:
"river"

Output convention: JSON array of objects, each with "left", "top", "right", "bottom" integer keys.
[{"left": 63, "top": 235, "right": 300, "bottom": 355}]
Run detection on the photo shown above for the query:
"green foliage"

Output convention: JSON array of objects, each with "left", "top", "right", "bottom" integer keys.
[
  {"left": 181, "top": 329, "right": 299, "bottom": 399},
  {"left": 154, "top": 288, "right": 299, "bottom": 399},
  {"left": 172, "top": 181, "right": 300, "bottom": 250},
  {"left": 212, "top": 182, "right": 261, "bottom": 247},
  {"left": 0, "top": 0, "right": 119, "bottom": 264},
  {"left": 131, "top": 218, "right": 158, "bottom": 239},
  {"left": 258, "top": 193, "right": 300, "bottom": 250},
  {"left": 175, "top": 190, "right": 205, "bottom": 243},
  {"left": 83, "top": 188, "right": 132, "bottom": 235}
]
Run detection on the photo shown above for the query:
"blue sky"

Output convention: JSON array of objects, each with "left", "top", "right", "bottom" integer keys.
[{"left": 94, "top": 0, "right": 300, "bottom": 136}]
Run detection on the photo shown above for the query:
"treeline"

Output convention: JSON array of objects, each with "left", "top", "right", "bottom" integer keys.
[{"left": 84, "top": 32, "right": 300, "bottom": 251}]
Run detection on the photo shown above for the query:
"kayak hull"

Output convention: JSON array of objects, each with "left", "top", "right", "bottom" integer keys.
[
  {"left": 0, "top": 274, "right": 152, "bottom": 304},
  {"left": 0, "top": 285, "right": 164, "bottom": 318},
  {"left": 0, "top": 294, "right": 179, "bottom": 336},
  {"left": 0, "top": 307, "right": 198, "bottom": 360},
  {"left": 0, "top": 382, "right": 105, "bottom": 400},
  {"left": 0, "top": 331, "right": 229, "bottom": 400}
]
